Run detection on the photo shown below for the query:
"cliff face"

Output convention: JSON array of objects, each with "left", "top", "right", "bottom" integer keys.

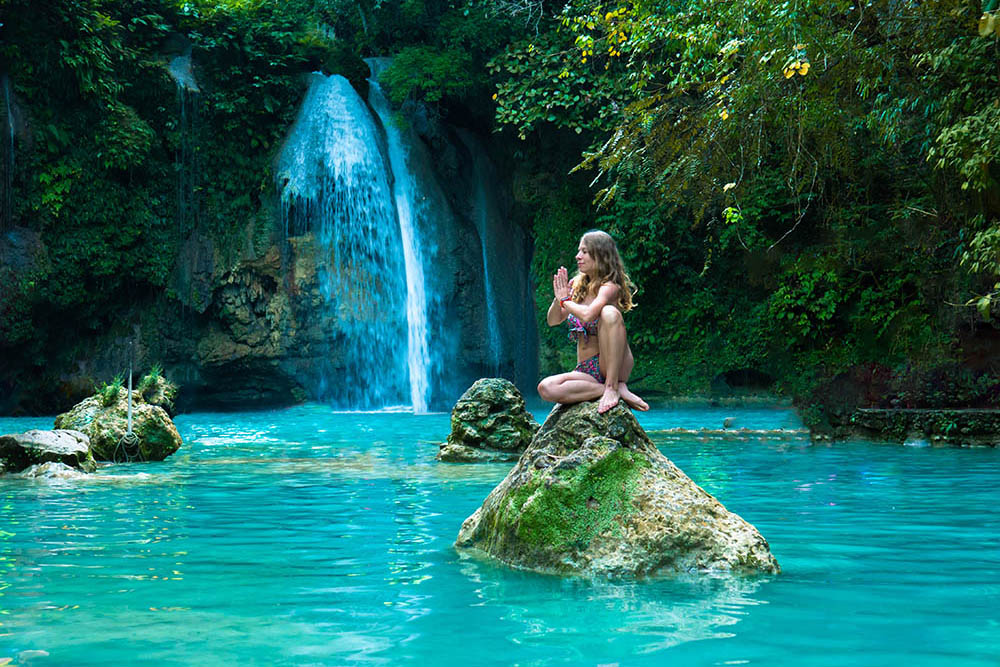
[
  {"left": 158, "top": 234, "right": 328, "bottom": 411},
  {"left": 0, "top": 106, "right": 537, "bottom": 415}
]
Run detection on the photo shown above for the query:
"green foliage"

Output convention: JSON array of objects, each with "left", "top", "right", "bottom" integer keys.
[
  {"left": 97, "top": 374, "right": 124, "bottom": 407},
  {"left": 136, "top": 363, "right": 162, "bottom": 395},
  {"left": 379, "top": 46, "right": 475, "bottom": 105},
  {"left": 95, "top": 102, "right": 156, "bottom": 170},
  {"left": 495, "top": 0, "right": 997, "bottom": 401}
]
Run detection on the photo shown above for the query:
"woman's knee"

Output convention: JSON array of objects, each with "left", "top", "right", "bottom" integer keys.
[
  {"left": 537, "top": 377, "right": 555, "bottom": 400},
  {"left": 599, "top": 304, "right": 622, "bottom": 327}
]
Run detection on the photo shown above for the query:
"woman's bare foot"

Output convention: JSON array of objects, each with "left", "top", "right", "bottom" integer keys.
[
  {"left": 620, "top": 383, "right": 649, "bottom": 411},
  {"left": 598, "top": 385, "right": 620, "bottom": 413}
]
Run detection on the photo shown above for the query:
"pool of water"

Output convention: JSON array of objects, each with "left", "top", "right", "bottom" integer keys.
[{"left": 1, "top": 403, "right": 997, "bottom": 665}]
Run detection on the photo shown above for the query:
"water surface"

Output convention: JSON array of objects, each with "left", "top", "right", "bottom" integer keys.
[{"left": 1, "top": 404, "right": 997, "bottom": 665}]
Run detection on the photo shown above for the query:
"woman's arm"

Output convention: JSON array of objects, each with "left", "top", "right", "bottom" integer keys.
[{"left": 561, "top": 283, "right": 619, "bottom": 322}]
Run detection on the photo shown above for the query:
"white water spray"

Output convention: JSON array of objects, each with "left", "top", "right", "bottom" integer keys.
[
  {"left": 366, "top": 59, "right": 432, "bottom": 413},
  {"left": 276, "top": 74, "right": 410, "bottom": 409}
]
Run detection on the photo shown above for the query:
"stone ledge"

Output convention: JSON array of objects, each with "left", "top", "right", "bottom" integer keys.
[{"left": 848, "top": 409, "right": 1000, "bottom": 447}]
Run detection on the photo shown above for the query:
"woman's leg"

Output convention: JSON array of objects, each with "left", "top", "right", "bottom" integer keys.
[
  {"left": 618, "top": 344, "right": 649, "bottom": 412},
  {"left": 538, "top": 371, "right": 604, "bottom": 404},
  {"left": 598, "top": 306, "right": 648, "bottom": 412}
]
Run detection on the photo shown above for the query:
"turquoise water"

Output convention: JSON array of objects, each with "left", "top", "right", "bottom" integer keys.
[{"left": 1, "top": 403, "right": 998, "bottom": 665}]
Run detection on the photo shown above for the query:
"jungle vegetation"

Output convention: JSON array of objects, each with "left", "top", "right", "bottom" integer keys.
[{"left": 1, "top": 0, "right": 998, "bottom": 419}]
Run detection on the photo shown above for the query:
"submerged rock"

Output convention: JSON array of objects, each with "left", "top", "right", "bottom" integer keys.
[
  {"left": 55, "top": 388, "right": 182, "bottom": 462},
  {"left": 0, "top": 429, "right": 96, "bottom": 474},
  {"left": 455, "top": 402, "right": 779, "bottom": 577},
  {"left": 437, "top": 378, "right": 540, "bottom": 462},
  {"left": 15, "top": 461, "right": 90, "bottom": 480}
]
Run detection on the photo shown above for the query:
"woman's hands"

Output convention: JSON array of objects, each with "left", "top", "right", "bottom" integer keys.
[{"left": 552, "top": 266, "right": 571, "bottom": 302}]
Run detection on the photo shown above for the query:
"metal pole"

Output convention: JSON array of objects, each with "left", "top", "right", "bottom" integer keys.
[{"left": 127, "top": 341, "right": 133, "bottom": 435}]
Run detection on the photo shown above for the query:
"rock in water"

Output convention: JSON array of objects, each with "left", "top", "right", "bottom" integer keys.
[
  {"left": 55, "top": 388, "right": 182, "bottom": 462},
  {"left": 437, "top": 378, "right": 540, "bottom": 462},
  {"left": 455, "top": 402, "right": 779, "bottom": 577},
  {"left": 15, "top": 461, "right": 90, "bottom": 479},
  {"left": 0, "top": 429, "right": 97, "bottom": 474}
]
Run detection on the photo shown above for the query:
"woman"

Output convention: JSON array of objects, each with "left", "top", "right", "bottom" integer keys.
[{"left": 537, "top": 230, "right": 649, "bottom": 413}]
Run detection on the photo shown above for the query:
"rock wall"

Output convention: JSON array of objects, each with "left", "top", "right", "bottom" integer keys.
[{"left": 0, "top": 81, "right": 536, "bottom": 414}]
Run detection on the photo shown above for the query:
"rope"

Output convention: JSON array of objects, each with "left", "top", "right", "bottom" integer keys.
[
  {"left": 113, "top": 430, "right": 142, "bottom": 463},
  {"left": 110, "top": 339, "right": 145, "bottom": 463}
]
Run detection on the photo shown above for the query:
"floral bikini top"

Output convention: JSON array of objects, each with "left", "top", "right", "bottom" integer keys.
[{"left": 567, "top": 314, "right": 599, "bottom": 342}]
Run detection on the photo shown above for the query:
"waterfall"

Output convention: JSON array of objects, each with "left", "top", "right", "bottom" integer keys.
[
  {"left": 275, "top": 74, "right": 409, "bottom": 409},
  {"left": 457, "top": 129, "right": 538, "bottom": 388},
  {"left": 274, "top": 67, "right": 533, "bottom": 410},
  {"left": 365, "top": 59, "right": 432, "bottom": 413},
  {"left": 461, "top": 134, "right": 503, "bottom": 375},
  {"left": 1, "top": 74, "right": 14, "bottom": 232},
  {"left": 167, "top": 54, "right": 200, "bottom": 237}
]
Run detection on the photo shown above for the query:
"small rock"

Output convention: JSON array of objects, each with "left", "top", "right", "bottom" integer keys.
[
  {"left": 0, "top": 429, "right": 96, "bottom": 474},
  {"left": 18, "top": 649, "right": 50, "bottom": 661},
  {"left": 437, "top": 378, "right": 539, "bottom": 462}
]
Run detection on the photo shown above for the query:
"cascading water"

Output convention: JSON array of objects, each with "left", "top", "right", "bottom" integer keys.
[
  {"left": 458, "top": 132, "right": 503, "bottom": 375},
  {"left": 275, "top": 74, "right": 409, "bottom": 409},
  {"left": 1, "top": 74, "right": 14, "bottom": 232},
  {"left": 365, "top": 59, "right": 432, "bottom": 413},
  {"left": 167, "top": 54, "right": 200, "bottom": 236},
  {"left": 457, "top": 129, "right": 538, "bottom": 388},
  {"left": 274, "top": 67, "right": 533, "bottom": 410}
]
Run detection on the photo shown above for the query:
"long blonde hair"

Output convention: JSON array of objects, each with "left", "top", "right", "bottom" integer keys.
[{"left": 570, "top": 230, "right": 636, "bottom": 312}]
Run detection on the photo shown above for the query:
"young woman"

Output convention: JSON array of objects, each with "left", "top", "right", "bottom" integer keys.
[{"left": 537, "top": 230, "right": 649, "bottom": 413}]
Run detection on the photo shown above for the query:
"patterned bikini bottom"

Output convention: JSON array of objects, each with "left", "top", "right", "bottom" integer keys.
[{"left": 574, "top": 354, "right": 605, "bottom": 383}]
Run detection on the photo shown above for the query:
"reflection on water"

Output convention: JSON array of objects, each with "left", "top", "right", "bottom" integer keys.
[{"left": 0, "top": 404, "right": 997, "bottom": 666}]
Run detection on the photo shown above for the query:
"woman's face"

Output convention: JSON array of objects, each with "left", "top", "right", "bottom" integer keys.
[{"left": 576, "top": 241, "right": 596, "bottom": 276}]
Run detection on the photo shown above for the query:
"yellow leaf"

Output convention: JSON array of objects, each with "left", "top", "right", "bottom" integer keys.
[
  {"left": 783, "top": 67, "right": 795, "bottom": 78},
  {"left": 979, "top": 13, "right": 995, "bottom": 37},
  {"left": 977, "top": 295, "right": 992, "bottom": 320},
  {"left": 799, "top": 62, "right": 810, "bottom": 75},
  {"left": 723, "top": 182, "right": 736, "bottom": 191}
]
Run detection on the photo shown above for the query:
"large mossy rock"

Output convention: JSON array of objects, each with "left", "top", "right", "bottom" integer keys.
[
  {"left": 54, "top": 388, "right": 182, "bottom": 462},
  {"left": 0, "top": 429, "right": 97, "bottom": 474},
  {"left": 455, "top": 402, "right": 780, "bottom": 577},
  {"left": 437, "top": 378, "right": 540, "bottom": 462}
]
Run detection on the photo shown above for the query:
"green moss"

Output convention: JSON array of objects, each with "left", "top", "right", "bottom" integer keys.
[{"left": 502, "top": 445, "right": 650, "bottom": 552}]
